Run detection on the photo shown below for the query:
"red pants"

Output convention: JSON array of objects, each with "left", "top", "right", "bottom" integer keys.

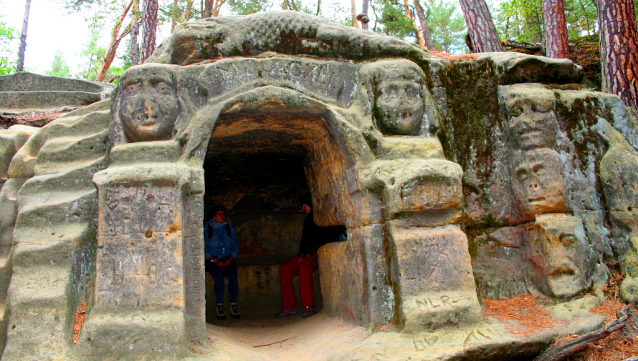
[{"left": 279, "top": 254, "right": 318, "bottom": 310}]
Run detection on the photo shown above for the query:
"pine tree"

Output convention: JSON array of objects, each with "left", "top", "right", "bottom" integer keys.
[
  {"left": 543, "top": 0, "right": 569, "bottom": 58},
  {"left": 598, "top": 0, "right": 638, "bottom": 108},
  {"left": 45, "top": 51, "right": 73, "bottom": 78},
  {"left": 458, "top": 0, "right": 503, "bottom": 52}
]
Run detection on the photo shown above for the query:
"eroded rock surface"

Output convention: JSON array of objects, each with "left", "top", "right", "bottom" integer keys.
[{"left": 0, "top": 10, "right": 635, "bottom": 361}]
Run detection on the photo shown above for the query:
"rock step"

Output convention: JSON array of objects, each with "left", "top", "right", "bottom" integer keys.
[
  {"left": 43, "top": 107, "right": 110, "bottom": 139},
  {"left": 15, "top": 188, "right": 97, "bottom": 229},
  {"left": 35, "top": 131, "right": 109, "bottom": 165},
  {"left": 12, "top": 222, "right": 93, "bottom": 267},
  {"left": 0, "top": 91, "right": 105, "bottom": 111}
]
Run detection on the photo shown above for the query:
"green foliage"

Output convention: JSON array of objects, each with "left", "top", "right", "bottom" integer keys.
[
  {"left": 77, "top": 29, "right": 105, "bottom": 80},
  {"left": 45, "top": 51, "right": 73, "bottom": 78},
  {"left": 495, "top": 0, "right": 543, "bottom": 43},
  {"left": 372, "top": 0, "right": 416, "bottom": 39},
  {"left": 564, "top": 0, "right": 597, "bottom": 38},
  {"left": 495, "top": 0, "right": 599, "bottom": 44},
  {"left": 0, "top": 18, "right": 17, "bottom": 75},
  {"left": 226, "top": 0, "right": 272, "bottom": 15},
  {"left": 425, "top": 0, "right": 467, "bottom": 53}
]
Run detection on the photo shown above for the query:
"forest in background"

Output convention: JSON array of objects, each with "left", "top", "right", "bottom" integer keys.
[{"left": 1, "top": 0, "right": 637, "bottom": 109}]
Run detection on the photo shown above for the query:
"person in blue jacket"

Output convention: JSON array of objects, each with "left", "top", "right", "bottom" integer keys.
[{"left": 204, "top": 205, "right": 240, "bottom": 320}]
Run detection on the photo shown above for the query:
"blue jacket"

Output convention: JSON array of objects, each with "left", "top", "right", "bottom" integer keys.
[{"left": 204, "top": 220, "right": 239, "bottom": 261}]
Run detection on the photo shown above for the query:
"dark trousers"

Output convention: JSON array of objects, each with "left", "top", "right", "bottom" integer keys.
[
  {"left": 205, "top": 260, "right": 238, "bottom": 304},
  {"left": 279, "top": 254, "right": 319, "bottom": 310}
]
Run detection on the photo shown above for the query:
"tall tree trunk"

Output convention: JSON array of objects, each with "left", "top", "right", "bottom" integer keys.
[
  {"left": 361, "top": 0, "right": 369, "bottom": 30},
  {"left": 543, "top": 0, "right": 569, "bottom": 58},
  {"left": 203, "top": 0, "right": 213, "bottom": 17},
  {"left": 130, "top": 0, "right": 140, "bottom": 66},
  {"left": 141, "top": 0, "right": 159, "bottom": 62},
  {"left": 351, "top": 0, "right": 359, "bottom": 28},
  {"left": 403, "top": 0, "right": 425, "bottom": 47},
  {"left": 414, "top": 0, "right": 434, "bottom": 50},
  {"left": 17, "top": 0, "right": 32, "bottom": 72},
  {"left": 458, "top": 0, "right": 503, "bottom": 52},
  {"left": 598, "top": 0, "right": 638, "bottom": 108},
  {"left": 95, "top": 0, "right": 134, "bottom": 82},
  {"left": 316, "top": 0, "right": 321, "bottom": 16}
]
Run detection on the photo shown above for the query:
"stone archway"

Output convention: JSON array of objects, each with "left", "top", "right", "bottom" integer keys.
[{"left": 201, "top": 97, "right": 358, "bottom": 319}]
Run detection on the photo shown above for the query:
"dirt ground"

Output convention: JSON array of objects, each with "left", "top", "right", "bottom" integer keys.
[{"left": 204, "top": 313, "right": 368, "bottom": 361}]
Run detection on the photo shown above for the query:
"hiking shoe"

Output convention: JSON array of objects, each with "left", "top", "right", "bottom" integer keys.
[
  {"left": 275, "top": 308, "right": 298, "bottom": 318},
  {"left": 230, "top": 302, "right": 240, "bottom": 319},
  {"left": 301, "top": 306, "right": 316, "bottom": 318},
  {"left": 216, "top": 303, "right": 226, "bottom": 320}
]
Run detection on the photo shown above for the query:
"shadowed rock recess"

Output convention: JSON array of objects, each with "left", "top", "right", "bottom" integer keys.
[{"left": 0, "top": 10, "right": 636, "bottom": 361}]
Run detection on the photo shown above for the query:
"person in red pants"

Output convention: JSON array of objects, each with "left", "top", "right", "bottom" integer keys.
[{"left": 276, "top": 197, "right": 325, "bottom": 318}]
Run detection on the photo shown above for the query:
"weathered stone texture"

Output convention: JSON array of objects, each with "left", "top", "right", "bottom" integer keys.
[{"left": 0, "top": 10, "right": 637, "bottom": 361}]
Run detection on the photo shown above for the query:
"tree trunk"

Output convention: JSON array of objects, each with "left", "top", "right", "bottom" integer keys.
[
  {"left": 17, "top": 0, "right": 32, "bottom": 72},
  {"left": 141, "top": 0, "right": 159, "bottom": 63},
  {"left": 403, "top": 0, "right": 425, "bottom": 47},
  {"left": 414, "top": 0, "right": 434, "bottom": 50},
  {"left": 351, "top": 0, "right": 359, "bottom": 28},
  {"left": 361, "top": 0, "right": 369, "bottom": 30},
  {"left": 95, "top": 0, "right": 134, "bottom": 82},
  {"left": 598, "top": 0, "right": 638, "bottom": 108},
  {"left": 130, "top": 0, "right": 140, "bottom": 66},
  {"left": 458, "top": 0, "right": 503, "bottom": 52},
  {"left": 543, "top": 0, "right": 569, "bottom": 58},
  {"left": 282, "top": 0, "right": 289, "bottom": 10},
  {"left": 211, "top": 0, "right": 225, "bottom": 17},
  {"left": 203, "top": 0, "right": 213, "bottom": 17}
]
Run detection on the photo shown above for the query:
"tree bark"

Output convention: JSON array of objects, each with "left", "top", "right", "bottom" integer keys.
[
  {"left": 203, "top": 0, "right": 213, "bottom": 17},
  {"left": 543, "top": 0, "right": 569, "bottom": 58},
  {"left": 361, "top": 0, "right": 369, "bottom": 30},
  {"left": 95, "top": 0, "right": 134, "bottom": 82},
  {"left": 458, "top": 0, "right": 503, "bottom": 52},
  {"left": 141, "top": 0, "right": 158, "bottom": 63},
  {"left": 403, "top": 0, "right": 425, "bottom": 47},
  {"left": 351, "top": 0, "right": 359, "bottom": 28},
  {"left": 414, "top": 0, "right": 434, "bottom": 50},
  {"left": 17, "top": 0, "right": 32, "bottom": 72},
  {"left": 130, "top": 0, "right": 140, "bottom": 66},
  {"left": 598, "top": 0, "right": 638, "bottom": 108}
]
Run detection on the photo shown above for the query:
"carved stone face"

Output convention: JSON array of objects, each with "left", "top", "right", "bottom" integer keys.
[
  {"left": 511, "top": 148, "right": 569, "bottom": 219},
  {"left": 509, "top": 109, "right": 558, "bottom": 150},
  {"left": 374, "top": 78, "right": 424, "bottom": 136},
  {"left": 118, "top": 68, "right": 181, "bottom": 142},
  {"left": 534, "top": 214, "right": 590, "bottom": 298}
]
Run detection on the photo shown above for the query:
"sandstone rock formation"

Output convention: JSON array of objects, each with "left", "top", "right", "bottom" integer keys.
[{"left": 0, "top": 10, "right": 635, "bottom": 361}]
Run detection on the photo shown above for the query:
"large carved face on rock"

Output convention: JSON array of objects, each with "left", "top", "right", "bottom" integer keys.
[
  {"left": 511, "top": 148, "right": 569, "bottom": 219},
  {"left": 374, "top": 77, "right": 424, "bottom": 135},
  {"left": 509, "top": 108, "right": 558, "bottom": 150},
  {"left": 362, "top": 60, "right": 429, "bottom": 136},
  {"left": 118, "top": 67, "right": 181, "bottom": 142},
  {"left": 533, "top": 214, "right": 591, "bottom": 298}
]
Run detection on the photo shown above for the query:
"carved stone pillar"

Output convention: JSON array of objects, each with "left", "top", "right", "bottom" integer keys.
[{"left": 83, "top": 143, "right": 205, "bottom": 358}]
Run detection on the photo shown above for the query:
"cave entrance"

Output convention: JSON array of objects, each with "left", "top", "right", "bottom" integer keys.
[{"left": 202, "top": 104, "right": 354, "bottom": 321}]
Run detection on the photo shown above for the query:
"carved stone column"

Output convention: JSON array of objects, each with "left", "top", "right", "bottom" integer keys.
[{"left": 82, "top": 142, "right": 205, "bottom": 358}]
